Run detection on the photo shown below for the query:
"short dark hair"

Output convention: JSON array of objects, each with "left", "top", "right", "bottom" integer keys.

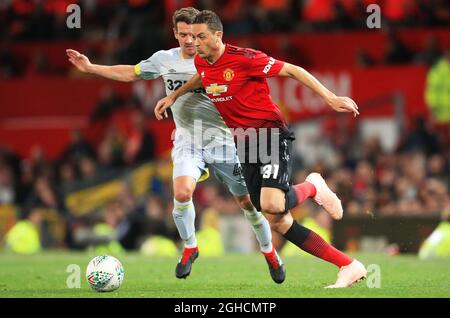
[
  {"left": 194, "top": 10, "right": 223, "bottom": 32},
  {"left": 172, "top": 7, "right": 200, "bottom": 30}
]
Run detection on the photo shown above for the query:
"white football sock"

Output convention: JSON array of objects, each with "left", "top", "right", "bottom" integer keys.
[
  {"left": 172, "top": 199, "right": 197, "bottom": 249},
  {"left": 243, "top": 208, "right": 273, "bottom": 253}
]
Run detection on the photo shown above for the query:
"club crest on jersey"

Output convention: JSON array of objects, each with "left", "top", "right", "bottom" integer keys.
[
  {"left": 223, "top": 68, "right": 235, "bottom": 81},
  {"left": 206, "top": 83, "right": 228, "bottom": 96}
]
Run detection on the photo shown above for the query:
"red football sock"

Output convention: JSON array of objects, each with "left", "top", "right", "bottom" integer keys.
[
  {"left": 293, "top": 181, "right": 317, "bottom": 204},
  {"left": 301, "top": 231, "right": 352, "bottom": 268}
]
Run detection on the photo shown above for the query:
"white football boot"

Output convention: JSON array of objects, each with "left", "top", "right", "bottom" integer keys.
[
  {"left": 306, "top": 172, "right": 343, "bottom": 220},
  {"left": 325, "top": 260, "right": 367, "bottom": 288}
]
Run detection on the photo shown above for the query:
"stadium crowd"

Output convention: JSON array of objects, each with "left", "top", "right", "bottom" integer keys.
[
  {"left": 1, "top": 0, "right": 449, "bottom": 41},
  {"left": 1, "top": 0, "right": 449, "bottom": 78},
  {"left": 0, "top": 0, "right": 449, "bottom": 254},
  {"left": 0, "top": 98, "right": 448, "bottom": 251}
]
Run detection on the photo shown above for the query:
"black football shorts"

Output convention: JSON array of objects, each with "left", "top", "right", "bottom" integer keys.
[{"left": 238, "top": 128, "right": 295, "bottom": 211}]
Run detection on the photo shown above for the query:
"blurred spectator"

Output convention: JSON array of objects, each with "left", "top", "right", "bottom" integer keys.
[
  {"left": 24, "top": 51, "right": 51, "bottom": 78},
  {"left": 384, "top": 32, "right": 413, "bottom": 65},
  {"left": 425, "top": 49, "right": 450, "bottom": 123},
  {"left": 0, "top": 48, "right": 21, "bottom": 78},
  {"left": 90, "top": 87, "right": 124, "bottom": 122},
  {"left": 92, "top": 199, "right": 127, "bottom": 255},
  {"left": 78, "top": 156, "right": 98, "bottom": 181},
  {"left": 60, "top": 129, "right": 96, "bottom": 164},
  {"left": 21, "top": 1, "right": 54, "bottom": 40},
  {"left": 355, "top": 48, "right": 375, "bottom": 68},
  {"left": 24, "top": 175, "right": 66, "bottom": 215},
  {"left": 424, "top": 0, "right": 450, "bottom": 27},
  {"left": 123, "top": 110, "right": 155, "bottom": 165},
  {"left": 353, "top": 160, "right": 375, "bottom": 203},
  {"left": 57, "top": 161, "right": 77, "bottom": 191},
  {"left": 419, "top": 179, "right": 448, "bottom": 213},
  {"left": 141, "top": 194, "right": 176, "bottom": 240},
  {"left": 331, "top": 0, "right": 355, "bottom": 29},
  {"left": 15, "top": 160, "right": 35, "bottom": 205},
  {"left": 27, "top": 145, "right": 52, "bottom": 179},
  {"left": 427, "top": 154, "right": 448, "bottom": 183},
  {"left": 0, "top": 163, "right": 15, "bottom": 204},
  {"left": 201, "top": 0, "right": 255, "bottom": 35},
  {"left": 108, "top": 194, "right": 177, "bottom": 250},
  {"left": 302, "top": 0, "right": 336, "bottom": 27},
  {"left": 414, "top": 36, "right": 442, "bottom": 67},
  {"left": 419, "top": 208, "right": 450, "bottom": 259},
  {"left": 276, "top": 36, "right": 308, "bottom": 66},
  {"left": 5, "top": 207, "right": 42, "bottom": 254},
  {"left": 97, "top": 125, "right": 125, "bottom": 167},
  {"left": 71, "top": 199, "right": 126, "bottom": 253},
  {"left": 255, "top": 0, "right": 294, "bottom": 32},
  {"left": 383, "top": 0, "right": 418, "bottom": 26},
  {"left": 398, "top": 117, "right": 442, "bottom": 155}
]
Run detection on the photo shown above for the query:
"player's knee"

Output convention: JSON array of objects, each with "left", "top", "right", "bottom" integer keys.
[
  {"left": 174, "top": 187, "right": 194, "bottom": 203},
  {"left": 235, "top": 194, "right": 254, "bottom": 210}
]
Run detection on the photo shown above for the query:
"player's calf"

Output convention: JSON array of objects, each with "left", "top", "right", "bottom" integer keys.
[{"left": 264, "top": 210, "right": 294, "bottom": 235}]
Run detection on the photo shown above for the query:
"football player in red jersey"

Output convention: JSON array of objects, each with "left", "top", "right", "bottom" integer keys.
[
  {"left": 68, "top": 8, "right": 286, "bottom": 284},
  {"left": 155, "top": 10, "right": 366, "bottom": 288}
]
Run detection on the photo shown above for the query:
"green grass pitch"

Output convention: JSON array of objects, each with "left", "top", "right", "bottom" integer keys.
[{"left": 0, "top": 252, "right": 449, "bottom": 298}]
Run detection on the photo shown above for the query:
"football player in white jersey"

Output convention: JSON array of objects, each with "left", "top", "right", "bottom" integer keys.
[{"left": 66, "top": 7, "right": 285, "bottom": 283}]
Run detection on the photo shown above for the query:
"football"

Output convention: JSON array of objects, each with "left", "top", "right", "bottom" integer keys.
[{"left": 86, "top": 255, "right": 125, "bottom": 292}]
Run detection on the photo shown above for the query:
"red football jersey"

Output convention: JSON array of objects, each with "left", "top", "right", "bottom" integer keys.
[{"left": 194, "top": 44, "right": 288, "bottom": 131}]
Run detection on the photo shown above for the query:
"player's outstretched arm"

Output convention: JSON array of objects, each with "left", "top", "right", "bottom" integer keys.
[
  {"left": 154, "top": 73, "right": 202, "bottom": 120},
  {"left": 66, "top": 49, "right": 138, "bottom": 82},
  {"left": 279, "top": 63, "right": 359, "bottom": 117}
]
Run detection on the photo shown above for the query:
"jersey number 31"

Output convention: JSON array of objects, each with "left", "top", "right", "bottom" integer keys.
[{"left": 262, "top": 164, "right": 279, "bottom": 179}]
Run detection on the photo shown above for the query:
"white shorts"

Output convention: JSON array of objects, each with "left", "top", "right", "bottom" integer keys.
[{"left": 172, "top": 142, "right": 248, "bottom": 197}]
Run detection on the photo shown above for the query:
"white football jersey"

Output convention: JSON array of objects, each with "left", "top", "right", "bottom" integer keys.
[{"left": 136, "top": 47, "right": 234, "bottom": 149}]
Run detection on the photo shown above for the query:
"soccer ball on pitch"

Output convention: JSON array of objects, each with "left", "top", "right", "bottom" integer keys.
[{"left": 86, "top": 255, "right": 125, "bottom": 292}]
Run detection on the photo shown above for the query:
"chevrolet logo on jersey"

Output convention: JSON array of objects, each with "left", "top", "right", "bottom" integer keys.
[{"left": 206, "top": 83, "right": 228, "bottom": 96}]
